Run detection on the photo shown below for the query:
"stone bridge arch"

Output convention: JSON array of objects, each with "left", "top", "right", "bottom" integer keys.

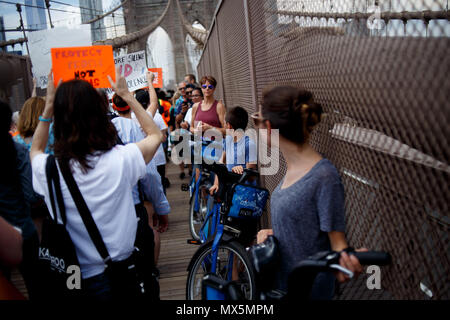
[{"left": 116, "top": 0, "right": 218, "bottom": 86}]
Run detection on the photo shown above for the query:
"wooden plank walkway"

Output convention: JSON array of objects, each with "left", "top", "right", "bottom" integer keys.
[{"left": 158, "top": 162, "right": 197, "bottom": 300}]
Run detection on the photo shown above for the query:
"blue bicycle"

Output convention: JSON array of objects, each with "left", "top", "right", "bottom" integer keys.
[
  {"left": 186, "top": 162, "right": 270, "bottom": 300},
  {"left": 182, "top": 139, "right": 222, "bottom": 241}
]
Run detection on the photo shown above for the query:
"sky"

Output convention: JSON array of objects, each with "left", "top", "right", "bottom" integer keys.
[{"left": 0, "top": 0, "right": 125, "bottom": 52}]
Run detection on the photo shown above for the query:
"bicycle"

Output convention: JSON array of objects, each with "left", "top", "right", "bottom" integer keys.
[
  {"left": 202, "top": 235, "right": 392, "bottom": 301},
  {"left": 185, "top": 162, "right": 270, "bottom": 300},
  {"left": 181, "top": 139, "right": 219, "bottom": 241}
]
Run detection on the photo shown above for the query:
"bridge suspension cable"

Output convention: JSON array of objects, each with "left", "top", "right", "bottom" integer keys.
[
  {"left": 175, "top": 0, "right": 207, "bottom": 47},
  {"left": 93, "top": 0, "right": 172, "bottom": 48}
]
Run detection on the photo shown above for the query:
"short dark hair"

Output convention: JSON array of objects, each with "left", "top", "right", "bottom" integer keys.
[
  {"left": 225, "top": 106, "right": 248, "bottom": 130},
  {"left": 186, "top": 83, "right": 196, "bottom": 90},
  {"left": 192, "top": 87, "right": 203, "bottom": 98},
  {"left": 157, "top": 89, "right": 167, "bottom": 100},
  {"left": 112, "top": 93, "right": 130, "bottom": 114},
  {"left": 135, "top": 89, "right": 150, "bottom": 110},
  {"left": 185, "top": 74, "right": 196, "bottom": 82},
  {"left": 200, "top": 75, "right": 217, "bottom": 88}
]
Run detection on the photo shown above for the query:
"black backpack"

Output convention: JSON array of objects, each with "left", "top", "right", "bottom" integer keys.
[{"left": 36, "top": 155, "right": 81, "bottom": 299}]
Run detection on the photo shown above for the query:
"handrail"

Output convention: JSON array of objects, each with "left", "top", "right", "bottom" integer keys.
[{"left": 270, "top": 10, "right": 450, "bottom": 22}]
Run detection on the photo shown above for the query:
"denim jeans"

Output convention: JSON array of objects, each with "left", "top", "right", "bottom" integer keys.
[{"left": 82, "top": 272, "right": 113, "bottom": 301}]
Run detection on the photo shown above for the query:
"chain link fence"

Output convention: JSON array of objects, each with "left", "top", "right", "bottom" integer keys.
[{"left": 197, "top": 0, "right": 449, "bottom": 300}]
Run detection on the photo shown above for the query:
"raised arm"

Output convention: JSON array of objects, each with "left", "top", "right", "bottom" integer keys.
[
  {"left": 109, "top": 71, "right": 163, "bottom": 164},
  {"left": 30, "top": 71, "right": 58, "bottom": 161},
  {"left": 31, "top": 78, "right": 37, "bottom": 97},
  {"left": 146, "top": 71, "right": 159, "bottom": 117}
]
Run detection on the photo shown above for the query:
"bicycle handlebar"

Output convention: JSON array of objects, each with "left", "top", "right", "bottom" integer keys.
[{"left": 351, "top": 251, "right": 391, "bottom": 266}]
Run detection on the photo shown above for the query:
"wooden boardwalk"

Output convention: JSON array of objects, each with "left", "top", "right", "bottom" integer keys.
[{"left": 157, "top": 162, "right": 197, "bottom": 300}]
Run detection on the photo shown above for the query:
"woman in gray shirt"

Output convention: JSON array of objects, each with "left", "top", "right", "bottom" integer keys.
[{"left": 253, "top": 86, "right": 366, "bottom": 299}]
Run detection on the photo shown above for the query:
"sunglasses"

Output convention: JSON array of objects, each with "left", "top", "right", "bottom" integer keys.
[
  {"left": 191, "top": 94, "right": 202, "bottom": 98},
  {"left": 250, "top": 112, "right": 266, "bottom": 127},
  {"left": 186, "top": 91, "right": 193, "bottom": 95},
  {"left": 179, "top": 87, "right": 186, "bottom": 91},
  {"left": 201, "top": 84, "right": 215, "bottom": 90}
]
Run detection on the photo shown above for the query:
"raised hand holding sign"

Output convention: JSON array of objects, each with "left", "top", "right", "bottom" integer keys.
[{"left": 51, "top": 45, "right": 115, "bottom": 88}]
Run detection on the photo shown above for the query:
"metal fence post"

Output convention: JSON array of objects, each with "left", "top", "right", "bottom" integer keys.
[{"left": 243, "top": 0, "right": 258, "bottom": 114}]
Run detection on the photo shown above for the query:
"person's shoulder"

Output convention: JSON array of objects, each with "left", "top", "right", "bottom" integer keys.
[
  {"left": 14, "top": 140, "right": 28, "bottom": 155},
  {"left": 114, "top": 115, "right": 139, "bottom": 127},
  {"left": 109, "top": 143, "right": 139, "bottom": 157},
  {"left": 191, "top": 102, "right": 199, "bottom": 112},
  {"left": 13, "top": 134, "right": 26, "bottom": 145},
  {"left": 216, "top": 100, "right": 225, "bottom": 110},
  {"left": 314, "top": 158, "right": 341, "bottom": 182}
]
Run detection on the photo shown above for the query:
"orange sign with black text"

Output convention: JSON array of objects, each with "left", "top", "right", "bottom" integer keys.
[
  {"left": 51, "top": 45, "right": 115, "bottom": 88},
  {"left": 148, "top": 68, "right": 163, "bottom": 88}
]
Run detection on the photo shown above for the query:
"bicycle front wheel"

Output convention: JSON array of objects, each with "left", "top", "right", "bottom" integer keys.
[
  {"left": 189, "top": 185, "right": 209, "bottom": 241},
  {"left": 186, "top": 240, "right": 257, "bottom": 300}
]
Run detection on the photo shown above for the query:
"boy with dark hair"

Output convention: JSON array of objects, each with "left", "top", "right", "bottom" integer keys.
[{"left": 209, "top": 106, "right": 257, "bottom": 194}]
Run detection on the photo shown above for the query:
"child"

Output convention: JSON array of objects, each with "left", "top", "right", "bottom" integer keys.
[{"left": 209, "top": 106, "right": 257, "bottom": 194}]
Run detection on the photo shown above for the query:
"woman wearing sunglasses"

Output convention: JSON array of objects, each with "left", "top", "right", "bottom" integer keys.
[
  {"left": 190, "top": 76, "right": 226, "bottom": 136},
  {"left": 253, "top": 86, "right": 367, "bottom": 300}
]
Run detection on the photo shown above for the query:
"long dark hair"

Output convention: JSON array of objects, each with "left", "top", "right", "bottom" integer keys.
[
  {"left": 0, "top": 100, "right": 19, "bottom": 184},
  {"left": 261, "top": 86, "right": 323, "bottom": 144},
  {"left": 52, "top": 80, "right": 118, "bottom": 172}
]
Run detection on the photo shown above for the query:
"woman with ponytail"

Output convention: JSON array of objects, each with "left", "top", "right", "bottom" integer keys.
[{"left": 253, "top": 86, "right": 366, "bottom": 300}]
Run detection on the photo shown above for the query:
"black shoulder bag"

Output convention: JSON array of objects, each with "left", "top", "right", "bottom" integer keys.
[
  {"left": 56, "top": 158, "right": 159, "bottom": 301},
  {"left": 36, "top": 155, "right": 81, "bottom": 299}
]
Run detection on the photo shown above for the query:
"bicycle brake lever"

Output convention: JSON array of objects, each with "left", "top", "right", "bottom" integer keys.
[{"left": 329, "top": 264, "right": 354, "bottom": 278}]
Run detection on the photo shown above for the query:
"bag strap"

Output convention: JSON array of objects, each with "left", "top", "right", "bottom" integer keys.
[
  {"left": 116, "top": 134, "right": 145, "bottom": 204},
  {"left": 57, "top": 159, "right": 112, "bottom": 265},
  {"left": 45, "top": 155, "right": 67, "bottom": 225}
]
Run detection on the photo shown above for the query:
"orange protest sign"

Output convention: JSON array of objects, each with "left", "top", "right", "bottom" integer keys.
[
  {"left": 51, "top": 45, "right": 115, "bottom": 88},
  {"left": 148, "top": 68, "right": 163, "bottom": 88}
]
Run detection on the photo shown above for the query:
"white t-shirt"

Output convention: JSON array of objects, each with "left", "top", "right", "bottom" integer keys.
[
  {"left": 182, "top": 108, "right": 194, "bottom": 147},
  {"left": 132, "top": 111, "right": 167, "bottom": 166},
  {"left": 184, "top": 107, "right": 193, "bottom": 125},
  {"left": 32, "top": 144, "right": 146, "bottom": 279}
]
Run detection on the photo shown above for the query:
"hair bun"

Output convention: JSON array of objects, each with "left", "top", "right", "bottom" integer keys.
[{"left": 304, "top": 102, "right": 322, "bottom": 130}]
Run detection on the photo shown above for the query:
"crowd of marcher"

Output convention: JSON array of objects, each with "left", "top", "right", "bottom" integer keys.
[{"left": 0, "top": 68, "right": 367, "bottom": 301}]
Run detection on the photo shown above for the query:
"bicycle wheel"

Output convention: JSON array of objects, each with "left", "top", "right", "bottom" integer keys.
[
  {"left": 189, "top": 184, "right": 209, "bottom": 240},
  {"left": 186, "top": 240, "right": 257, "bottom": 300}
]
